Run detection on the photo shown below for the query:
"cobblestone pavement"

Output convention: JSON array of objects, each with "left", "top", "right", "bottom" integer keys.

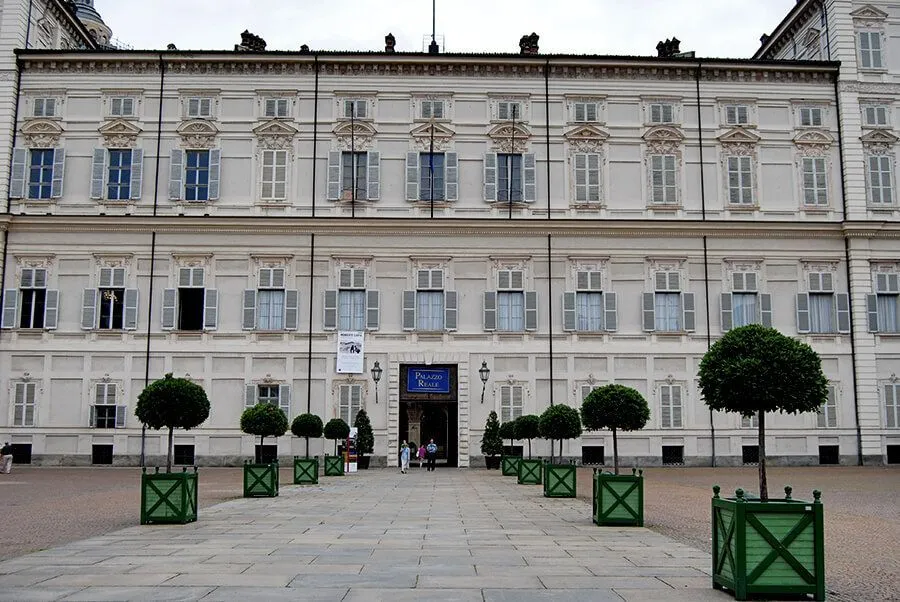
[
  {"left": 578, "top": 465, "right": 900, "bottom": 601},
  {"left": 0, "top": 467, "right": 733, "bottom": 601}
]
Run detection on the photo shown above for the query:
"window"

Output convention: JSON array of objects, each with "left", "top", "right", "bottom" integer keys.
[
  {"left": 341, "top": 151, "right": 367, "bottom": 200},
  {"left": 483, "top": 153, "right": 535, "bottom": 203},
  {"left": 802, "top": 157, "right": 828, "bottom": 206},
  {"left": 582, "top": 445, "right": 605, "bottom": 465},
  {"left": 82, "top": 267, "right": 138, "bottom": 331},
  {"left": 406, "top": 152, "right": 457, "bottom": 202},
  {"left": 187, "top": 97, "right": 213, "bottom": 118},
  {"left": 498, "top": 153, "right": 523, "bottom": 202},
  {"left": 92, "top": 444, "right": 113, "bottom": 465},
  {"left": 173, "top": 445, "right": 195, "bottom": 465},
  {"left": 327, "top": 151, "right": 380, "bottom": 202},
  {"left": 661, "top": 445, "right": 684, "bottom": 465},
  {"left": 659, "top": 384, "right": 683, "bottom": 428},
  {"left": 648, "top": 271, "right": 690, "bottom": 332},
  {"left": 177, "top": 267, "right": 205, "bottom": 330},
  {"left": 261, "top": 150, "right": 287, "bottom": 200},
  {"left": 742, "top": 445, "right": 760, "bottom": 465},
  {"left": 106, "top": 149, "right": 132, "bottom": 200},
  {"left": 98, "top": 289, "right": 124, "bottom": 329},
  {"left": 649, "top": 103, "right": 674, "bottom": 124},
  {"left": 499, "top": 384, "right": 524, "bottom": 423},
  {"left": 421, "top": 100, "right": 444, "bottom": 119},
  {"left": 649, "top": 154, "right": 677, "bottom": 204},
  {"left": 33, "top": 98, "right": 56, "bottom": 118},
  {"left": 246, "top": 383, "right": 290, "bottom": 417},
  {"left": 727, "top": 156, "right": 753, "bottom": 205},
  {"left": 885, "top": 383, "right": 900, "bottom": 428},
  {"left": 817, "top": 385, "right": 837, "bottom": 428},
  {"left": 91, "top": 383, "right": 125, "bottom": 428},
  {"left": 498, "top": 269, "right": 523, "bottom": 332},
  {"left": 799, "top": 107, "right": 823, "bottom": 127},
  {"left": 867, "top": 156, "right": 893, "bottom": 205},
  {"left": 563, "top": 270, "right": 617, "bottom": 333},
  {"left": 573, "top": 153, "right": 601, "bottom": 203},
  {"left": 498, "top": 101, "right": 522, "bottom": 121},
  {"left": 573, "top": 102, "right": 599, "bottom": 123},
  {"left": 343, "top": 99, "right": 367, "bottom": 119},
  {"left": 264, "top": 98, "right": 290, "bottom": 118},
  {"left": 29, "top": 149, "right": 55, "bottom": 199},
  {"left": 818, "top": 445, "right": 839, "bottom": 465},
  {"left": 798, "top": 272, "right": 850, "bottom": 335},
  {"left": 868, "top": 272, "right": 900, "bottom": 333},
  {"left": 10, "top": 148, "right": 64, "bottom": 200},
  {"left": 185, "top": 150, "right": 210, "bottom": 202},
  {"left": 419, "top": 153, "right": 445, "bottom": 201},
  {"left": 110, "top": 97, "right": 135, "bottom": 117},
  {"left": 339, "top": 384, "right": 361, "bottom": 425},
  {"left": 240, "top": 268, "right": 297, "bottom": 331},
  {"left": 725, "top": 105, "right": 749, "bottom": 125},
  {"left": 13, "top": 382, "right": 36, "bottom": 426},
  {"left": 864, "top": 105, "right": 889, "bottom": 127},
  {"left": 4, "top": 268, "right": 53, "bottom": 330},
  {"left": 741, "top": 414, "right": 759, "bottom": 428},
  {"left": 721, "top": 271, "right": 770, "bottom": 331},
  {"left": 323, "top": 269, "right": 379, "bottom": 332},
  {"left": 403, "top": 269, "right": 456, "bottom": 332},
  {"left": 858, "top": 31, "right": 883, "bottom": 69}
]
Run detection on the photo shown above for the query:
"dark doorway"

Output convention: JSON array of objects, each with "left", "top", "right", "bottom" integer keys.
[
  {"left": 818, "top": 445, "right": 839, "bottom": 465},
  {"left": 582, "top": 445, "right": 605, "bottom": 465},
  {"left": 662, "top": 445, "right": 684, "bottom": 465},
  {"left": 92, "top": 444, "right": 114, "bottom": 465},
  {"left": 888, "top": 445, "right": 900, "bottom": 465},
  {"left": 742, "top": 445, "right": 760, "bottom": 465},
  {"left": 174, "top": 444, "right": 196, "bottom": 466},
  {"left": 11, "top": 444, "right": 31, "bottom": 465},
  {"left": 255, "top": 444, "right": 277, "bottom": 463},
  {"left": 400, "top": 402, "right": 458, "bottom": 467}
]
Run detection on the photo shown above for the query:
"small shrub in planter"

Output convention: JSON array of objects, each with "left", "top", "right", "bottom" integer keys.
[
  {"left": 538, "top": 404, "right": 582, "bottom": 498},
  {"left": 323, "top": 418, "right": 350, "bottom": 476},
  {"left": 353, "top": 409, "right": 374, "bottom": 470},
  {"left": 480, "top": 410, "right": 503, "bottom": 469},
  {"left": 291, "top": 413, "right": 323, "bottom": 485},
  {"left": 135, "top": 373, "right": 210, "bottom": 525},
  {"left": 499, "top": 420, "right": 520, "bottom": 476},
  {"left": 699, "top": 324, "right": 828, "bottom": 601},
  {"left": 240, "top": 403, "right": 288, "bottom": 497},
  {"left": 514, "top": 414, "right": 542, "bottom": 485}
]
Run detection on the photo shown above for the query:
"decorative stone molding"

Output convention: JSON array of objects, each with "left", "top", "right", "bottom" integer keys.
[
  {"left": 642, "top": 125, "right": 684, "bottom": 155},
  {"left": 251, "top": 254, "right": 293, "bottom": 271},
  {"left": 861, "top": 129, "right": 898, "bottom": 155},
  {"left": 21, "top": 119, "right": 63, "bottom": 147},
  {"left": 487, "top": 123, "right": 531, "bottom": 153},
  {"left": 723, "top": 259, "right": 763, "bottom": 288},
  {"left": 564, "top": 124, "right": 609, "bottom": 153},
  {"left": 176, "top": 120, "right": 218, "bottom": 149},
  {"left": 801, "top": 261, "right": 838, "bottom": 289},
  {"left": 93, "top": 254, "right": 133, "bottom": 269},
  {"left": 98, "top": 119, "right": 142, "bottom": 148},
  {"left": 333, "top": 121, "right": 376, "bottom": 151},
  {"left": 15, "top": 254, "right": 55, "bottom": 270},
  {"left": 488, "top": 95, "right": 529, "bottom": 123},
  {"left": 410, "top": 121, "right": 454, "bottom": 152},
  {"left": 253, "top": 120, "right": 298, "bottom": 151},
  {"left": 646, "top": 257, "right": 684, "bottom": 275},
  {"left": 851, "top": 4, "right": 888, "bottom": 25},
  {"left": 717, "top": 127, "right": 760, "bottom": 157},
  {"left": 794, "top": 130, "right": 834, "bottom": 156},
  {"left": 172, "top": 254, "right": 212, "bottom": 269}
]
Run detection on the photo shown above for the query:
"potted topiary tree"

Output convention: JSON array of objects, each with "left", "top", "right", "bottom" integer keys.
[
  {"left": 515, "top": 414, "right": 542, "bottom": 485},
  {"left": 353, "top": 409, "right": 374, "bottom": 470},
  {"left": 291, "top": 413, "right": 323, "bottom": 485},
  {"left": 499, "top": 419, "right": 520, "bottom": 476},
  {"left": 323, "top": 418, "right": 350, "bottom": 476},
  {"left": 538, "top": 404, "right": 582, "bottom": 498},
  {"left": 240, "top": 403, "right": 288, "bottom": 497},
  {"left": 480, "top": 410, "right": 503, "bottom": 469},
  {"left": 582, "top": 384, "right": 650, "bottom": 526},
  {"left": 135, "top": 373, "right": 210, "bottom": 525},
  {"left": 699, "top": 324, "right": 827, "bottom": 601}
]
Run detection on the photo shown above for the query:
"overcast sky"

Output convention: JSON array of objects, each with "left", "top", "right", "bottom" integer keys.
[{"left": 93, "top": 0, "right": 797, "bottom": 58}]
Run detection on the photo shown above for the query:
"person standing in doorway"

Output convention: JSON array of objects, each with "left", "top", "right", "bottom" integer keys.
[
  {"left": 426, "top": 439, "right": 437, "bottom": 471},
  {"left": 418, "top": 443, "right": 426, "bottom": 469},
  {"left": 400, "top": 441, "right": 410, "bottom": 474},
  {"left": 0, "top": 442, "right": 13, "bottom": 474}
]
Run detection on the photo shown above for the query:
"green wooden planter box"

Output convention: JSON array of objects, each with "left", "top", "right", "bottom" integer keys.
[
  {"left": 517, "top": 458, "right": 542, "bottom": 485},
  {"left": 593, "top": 468, "right": 643, "bottom": 527},
  {"left": 243, "top": 460, "right": 279, "bottom": 497},
  {"left": 501, "top": 455, "right": 521, "bottom": 476},
  {"left": 140, "top": 467, "right": 198, "bottom": 525},
  {"left": 543, "top": 463, "right": 576, "bottom": 498},
  {"left": 293, "top": 456, "right": 319, "bottom": 485},
  {"left": 323, "top": 455, "right": 345, "bottom": 476},
  {"left": 712, "top": 486, "right": 825, "bottom": 601}
]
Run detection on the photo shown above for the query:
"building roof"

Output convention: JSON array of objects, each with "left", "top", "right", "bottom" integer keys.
[{"left": 753, "top": 0, "right": 819, "bottom": 60}]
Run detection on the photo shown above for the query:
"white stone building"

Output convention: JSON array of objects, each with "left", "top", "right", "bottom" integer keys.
[{"left": 0, "top": 0, "right": 897, "bottom": 467}]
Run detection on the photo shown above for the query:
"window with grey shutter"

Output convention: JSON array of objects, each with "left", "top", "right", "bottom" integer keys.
[
  {"left": 327, "top": 151, "right": 341, "bottom": 201},
  {"left": 562, "top": 292, "right": 576, "bottom": 332},
  {"left": 129, "top": 149, "right": 143, "bottom": 200},
  {"left": 90, "top": 148, "right": 106, "bottom": 199},
  {"left": 366, "top": 151, "right": 380, "bottom": 200},
  {"left": 445, "top": 152, "right": 458, "bottom": 201},
  {"left": 123, "top": 289, "right": 139, "bottom": 330},
  {"left": 162, "top": 288, "right": 177, "bottom": 330},
  {"left": 50, "top": 148, "right": 65, "bottom": 198},
  {"left": 760, "top": 293, "right": 773, "bottom": 327},
  {"left": 405, "top": 151, "right": 419, "bottom": 201},
  {"left": 169, "top": 149, "right": 184, "bottom": 200},
  {"left": 483, "top": 153, "right": 497, "bottom": 201},
  {"left": 10, "top": 148, "right": 27, "bottom": 199},
  {"left": 682, "top": 292, "right": 696, "bottom": 332},
  {"left": 836, "top": 293, "right": 850, "bottom": 333},
  {"left": 1, "top": 289, "right": 18, "bottom": 329},
  {"left": 402, "top": 290, "right": 416, "bottom": 331},
  {"left": 660, "top": 384, "right": 683, "bottom": 428},
  {"left": 796, "top": 293, "right": 811, "bottom": 334},
  {"left": 44, "top": 289, "right": 59, "bottom": 329},
  {"left": 365, "top": 289, "right": 380, "bottom": 330},
  {"left": 245, "top": 384, "right": 256, "bottom": 408},
  {"left": 523, "top": 153, "right": 536, "bottom": 202},
  {"left": 524, "top": 291, "right": 538, "bottom": 331},
  {"left": 444, "top": 290, "right": 458, "bottom": 331},
  {"left": 323, "top": 289, "right": 338, "bottom": 330},
  {"left": 720, "top": 293, "right": 733, "bottom": 331},
  {"left": 242, "top": 289, "right": 257, "bottom": 330},
  {"left": 604, "top": 292, "right": 617, "bottom": 332},
  {"left": 279, "top": 384, "right": 291, "bottom": 418},
  {"left": 483, "top": 291, "right": 497, "bottom": 331},
  {"left": 207, "top": 148, "right": 221, "bottom": 200},
  {"left": 642, "top": 292, "right": 656, "bottom": 331},
  {"left": 81, "top": 289, "right": 98, "bottom": 329},
  {"left": 204, "top": 289, "right": 219, "bottom": 329}
]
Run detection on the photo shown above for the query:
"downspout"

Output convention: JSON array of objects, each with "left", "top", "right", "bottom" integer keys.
[
  {"left": 544, "top": 60, "right": 554, "bottom": 411},
  {"left": 547, "top": 234, "right": 553, "bottom": 408},
  {"left": 544, "top": 59, "right": 551, "bottom": 219},
  {"left": 0, "top": 55, "right": 25, "bottom": 334},
  {"left": 25, "top": 0, "right": 35, "bottom": 49},
  {"left": 306, "top": 54, "right": 320, "bottom": 412},
  {"left": 822, "top": 1, "right": 832, "bottom": 61},
  {"left": 311, "top": 54, "right": 319, "bottom": 218}
]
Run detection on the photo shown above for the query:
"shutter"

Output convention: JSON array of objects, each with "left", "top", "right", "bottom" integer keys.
[
  {"left": 21, "top": 269, "right": 34, "bottom": 288},
  {"left": 417, "top": 270, "right": 430, "bottom": 289},
  {"left": 445, "top": 152, "right": 458, "bottom": 201},
  {"left": 523, "top": 153, "right": 536, "bottom": 202},
  {"left": 112, "top": 268, "right": 126, "bottom": 288},
  {"left": 327, "top": 151, "right": 341, "bottom": 200},
  {"left": 604, "top": 291, "right": 618, "bottom": 332},
  {"left": 169, "top": 149, "right": 184, "bottom": 200},
  {"left": 323, "top": 289, "right": 338, "bottom": 330},
  {"left": 50, "top": 148, "right": 65, "bottom": 198},
  {"left": 510, "top": 271, "right": 524, "bottom": 290},
  {"left": 402, "top": 290, "right": 416, "bottom": 331},
  {"left": 115, "top": 405, "right": 126, "bottom": 428},
  {"left": 668, "top": 272, "right": 681, "bottom": 291},
  {"left": 406, "top": 151, "right": 419, "bottom": 201},
  {"left": 682, "top": 292, "right": 696, "bottom": 332},
  {"left": 796, "top": 293, "right": 810, "bottom": 334},
  {"left": 284, "top": 289, "right": 299, "bottom": 330},
  {"left": 365, "top": 289, "right": 380, "bottom": 330},
  {"left": 655, "top": 272, "right": 668, "bottom": 291},
  {"left": 445, "top": 290, "right": 458, "bottom": 331},
  {"left": 672, "top": 386, "right": 683, "bottom": 427},
  {"left": 562, "top": 292, "right": 576, "bottom": 331},
  {"left": 161, "top": 288, "right": 177, "bottom": 330},
  {"left": 81, "top": 289, "right": 97, "bottom": 329},
  {"left": 208, "top": 148, "right": 221, "bottom": 200},
  {"left": 867, "top": 294, "right": 879, "bottom": 332},
  {"left": 123, "top": 288, "right": 139, "bottom": 330},
  {"left": 483, "top": 291, "right": 497, "bottom": 331},
  {"left": 660, "top": 386, "right": 671, "bottom": 427},
  {"left": 720, "top": 293, "right": 733, "bottom": 331},
  {"left": 89, "top": 405, "right": 96, "bottom": 428},
  {"left": 265, "top": 98, "right": 276, "bottom": 117},
  {"left": 130, "top": 149, "right": 143, "bottom": 200},
  {"left": 99, "top": 268, "right": 112, "bottom": 287},
  {"left": 204, "top": 289, "right": 219, "bottom": 330},
  {"left": 483, "top": 153, "right": 497, "bottom": 201},
  {"left": 431, "top": 269, "right": 444, "bottom": 289},
  {"left": 245, "top": 384, "right": 256, "bottom": 408},
  {"left": 836, "top": 293, "right": 851, "bottom": 333},
  {"left": 271, "top": 268, "right": 285, "bottom": 289},
  {"left": 760, "top": 293, "right": 773, "bottom": 328},
  {"left": 1, "top": 290, "right": 18, "bottom": 328},
  {"left": 745, "top": 272, "right": 758, "bottom": 292},
  {"left": 10, "top": 148, "right": 27, "bottom": 198},
  {"left": 576, "top": 271, "right": 589, "bottom": 291},
  {"left": 366, "top": 151, "right": 380, "bottom": 200},
  {"left": 90, "top": 148, "right": 106, "bottom": 199},
  {"left": 44, "top": 290, "right": 59, "bottom": 329},
  {"left": 33, "top": 269, "right": 47, "bottom": 288},
  {"left": 498, "top": 270, "right": 511, "bottom": 290},
  {"left": 242, "top": 290, "right": 257, "bottom": 330},
  {"left": 178, "top": 268, "right": 192, "bottom": 287},
  {"left": 524, "top": 291, "right": 538, "bottom": 331},
  {"left": 279, "top": 384, "right": 291, "bottom": 417},
  {"left": 642, "top": 292, "right": 656, "bottom": 331}
]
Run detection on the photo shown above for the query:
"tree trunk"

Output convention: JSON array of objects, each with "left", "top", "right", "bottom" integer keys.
[
  {"left": 527, "top": 439, "right": 532, "bottom": 459},
  {"left": 166, "top": 426, "right": 174, "bottom": 473},
  {"left": 758, "top": 410, "right": 768, "bottom": 501},
  {"left": 305, "top": 436, "right": 310, "bottom": 459},
  {"left": 612, "top": 428, "right": 619, "bottom": 476},
  {"left": 259, "top": 435, "right": 265, "bottom": 463}
]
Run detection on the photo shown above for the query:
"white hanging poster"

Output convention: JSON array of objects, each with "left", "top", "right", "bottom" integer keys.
[{"left": 336, "top": 331, "right": 364, "bottom": 374}]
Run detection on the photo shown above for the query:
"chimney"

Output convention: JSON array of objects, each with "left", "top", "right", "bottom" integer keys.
[
  {"left": 385, "top": 33, "right": 396, "bottom": 53},
  {"left": 428, "top": 39, "right": 439, "bottom": 54},
  {"left": 760, "top": 33, "right": 770, "bottom": 45},
  {"left": 235, "top": 29, "right": 267, "bottom": 52},
  {"left": 299, "top": 44, "right": 310, "bottom": 54},
  {"left": 518, "top": 32, "right": 539, "bottom": 55},
  {"left": 166, "top": 43, "right": 177, "bottom": 51},
  {"left": 656, "top": 37, "right": 681, "bottom": 58}
]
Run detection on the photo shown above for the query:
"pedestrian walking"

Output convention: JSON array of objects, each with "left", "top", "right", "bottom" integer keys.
[
  {"left": 418, "top": 444, "right": 426, "bottom": 468},
  {"left": 400, "top": 441, "right": 410, "bottom": 474},
  {"left": 0, "top": 442, "right": 12, "bottom": 474},
  {"left": 426, "top": 439, "right": 437, "bottom": 471}
]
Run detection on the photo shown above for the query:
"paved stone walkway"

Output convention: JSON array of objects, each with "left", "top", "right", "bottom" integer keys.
[{"left": 0, "top": 469, "right": 732, "bottom": 601}]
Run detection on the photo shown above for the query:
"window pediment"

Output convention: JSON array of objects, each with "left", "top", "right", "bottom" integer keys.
[
  {"left": 98, "top": 118, "right": 142, "bottom": 148},
  {"left": 564, "top": 124, "right": 609, "bottom": 153},
  {"left": 861, "top": 129, "right": 898, "bottom": 144},
  {"left": 410, "top": 121, "right": 455, "bottom": 151},
  {"left": 253, "top": 119, "right": 298, "bottom": 150},
  {"left": 333, "top": 120, "right": 376, "bottom": 151},
  {"left": 643, "top": 125, "right": 684, "bottom": 143},
  {"left": 851, "top": 4, "right": 888, "bottom": 23},
  {"left": 717, "top": 127, "right": 761, "bottom": 145},
  {"left": 21, "top": 118, "right": 63, "bottom": 147},
  {"left": 176, "top": 120, "right": 219, "bottom": 149},
  {"left": 487, "top": 122, "right": 531, "bottom": 153}
]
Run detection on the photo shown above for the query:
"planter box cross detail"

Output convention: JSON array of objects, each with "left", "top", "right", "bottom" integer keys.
[
  {"left": 293, "top": 456, "right": 319, "bottom": 484},
  {"left": 140, "top": 467, "right": 198, "bottom": 525},
  {"left": 243, "top": 460, "right": 279, "bottom": 497},
  {"left": 593, "top": 468, "right": 644, "bottom": 527}
]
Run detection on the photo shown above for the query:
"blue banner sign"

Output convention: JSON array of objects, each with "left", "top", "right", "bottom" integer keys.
[{"left": 407, "top": 367, "right": 450, "bottom": 394}]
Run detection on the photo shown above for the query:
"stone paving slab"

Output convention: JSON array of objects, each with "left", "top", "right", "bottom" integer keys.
[{"left": 0, "top": 469, "right": 742, "bottom": 601}]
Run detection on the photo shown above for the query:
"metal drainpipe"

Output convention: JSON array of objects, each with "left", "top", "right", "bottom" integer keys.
[
  {"left": 306, "top": 54, "right": 320, "bottom": 413},
  {"left": 0, "top": 55, "right": 25, "bottom": 349}
]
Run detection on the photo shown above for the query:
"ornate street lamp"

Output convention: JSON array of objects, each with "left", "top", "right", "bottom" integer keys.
[
  {"left": 371, "top": 361, "right": 383, "bottom": 403},
  {"left": 479, "top": 361, "right": 491, "bottom": 403}
]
